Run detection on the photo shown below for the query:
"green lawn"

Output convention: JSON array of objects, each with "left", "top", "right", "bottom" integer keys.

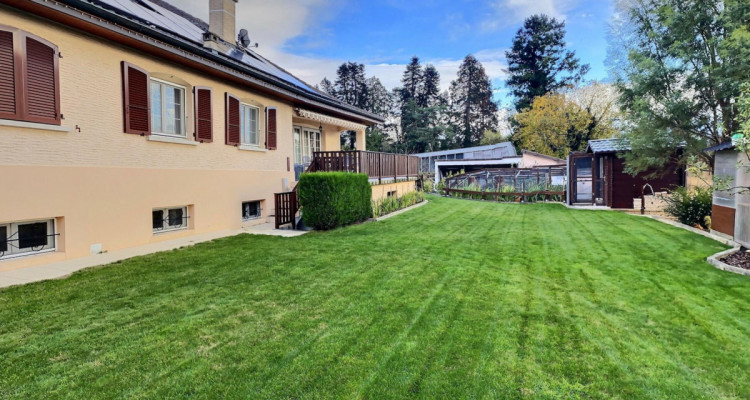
[{"left": 1, "top": 196, "right": 748, "bottom": 399}]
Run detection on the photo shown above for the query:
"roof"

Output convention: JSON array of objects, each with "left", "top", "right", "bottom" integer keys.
[
  {"left": 413, "top": 142, "right": 517, "bottom": 158},
  {"left": 434, "top": 157, "right": 523, "bottom": 167},
  {"left": 40, "top": 0, "right": 383, "bottom": 124},
  {"left": 586, "top": 138, "right": 631, "bottom": 153},
  {"left": 704, "top": 141, "right": 735, "bottom": 152},
  {"left": 521, "top": 150, "right": 565, "bottom": 163}
]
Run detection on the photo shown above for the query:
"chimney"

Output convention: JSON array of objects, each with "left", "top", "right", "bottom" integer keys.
[{"left": 209, "top": 0, "right": 237, "bottom": 44}]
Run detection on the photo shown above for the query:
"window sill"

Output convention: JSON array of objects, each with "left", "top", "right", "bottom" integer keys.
[
  {"left": 0, "top": 119, "right": 71, "bottom": 132},
  {"left": 153, "top": 227, "right": 189, "bottom": 235},
  {"left": 148, "top": 135, "right": 199, "bottom": 146},
  {"left": 238, "top": 144, "right": 267, "bottom": 152},
  {"left": 0, "top": 249, "right": 56, "bottom": 262}
]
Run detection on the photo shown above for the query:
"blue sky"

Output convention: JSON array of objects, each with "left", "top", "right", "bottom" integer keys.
[{"left": 182, "top": 0, "right": 615, "bottom": 106}]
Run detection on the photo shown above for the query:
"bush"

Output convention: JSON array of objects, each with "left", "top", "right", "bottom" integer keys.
[
  {"left": 422, "top": 179, "right": 435, "bottom": 193},
  {"left": 372, "top": 190, "right": 425, "bottom": 218},
  {"left": 663, "top": 186, "right": 713, "bottom": 229},
  {"left": 298, "top": 172, "right": 372, "bottom": 230}
]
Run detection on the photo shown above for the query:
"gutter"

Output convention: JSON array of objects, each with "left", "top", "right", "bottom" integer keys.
[{"left": 1, "top": 0, "right": 384, "bottom": 125}]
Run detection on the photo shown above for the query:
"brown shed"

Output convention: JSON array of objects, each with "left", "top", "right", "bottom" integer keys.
[{"left": 568, "top": 138, "right": 685, "bottom": 208}]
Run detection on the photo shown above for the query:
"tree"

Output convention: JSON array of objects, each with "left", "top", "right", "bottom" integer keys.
[
  {"left": 449, "top": 55, "right": 498, "bottom": 147},
  {"left": 399, "top": 56, "right": 423, "bottom": 104},
  {"left": 332, "top": 62, "right": 368, "bottom": 109},
  {"left": 505, "top": 14, "right": 589, "bottom": 112},
  {"left": 610, "top": 0, "right": 750, "bottom": 171},
  {"left": 393, "top": 59, "right": 450, "bottom": 153},
  {"left": 364, "top": 77, "right": 397, "bottom": 152},
  {"left": 513, "top": 93, "right": 612, "bottom": 158},
  {"left": 317, "top": 77, "right": 335, "bottom": 96}
]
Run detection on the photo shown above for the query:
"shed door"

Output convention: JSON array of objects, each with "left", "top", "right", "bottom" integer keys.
[{"left": 572, "top": 155, "right": 593, "bottom": 203}]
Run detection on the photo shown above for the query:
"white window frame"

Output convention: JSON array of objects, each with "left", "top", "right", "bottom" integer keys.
[
  {"left": 152, "top": 206, "right": 189, "bottom": 234},
  {"left": 0, "top": 219, "right": 56, "bottom": 260},
  {"left": 293, "top": 125, "right": 321, "bottom": 165},
  {"left": 240, "top": 103, "right": 260, "bottom": 147},
  {"left": 242, "top": 201, "right": 262, "bottom": 221},
  {"left": 150, "top": 78, "right": 187, "bottom": 138}
]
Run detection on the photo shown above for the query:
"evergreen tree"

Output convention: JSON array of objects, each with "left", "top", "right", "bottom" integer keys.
[
  {"left": 400, "top": 56, "right": 423, "bottom": 104},
  {"left": 449, "top": 55, "right": 499, "bottom": 147},
  {"left": 318, "top": 77, "right": 335, "bottom": 96},
  {"left": 419, "top": 65, "right": 442, "bottom": 107},
  {"left": 505, "top": 14, "right": 589, "bottom": 112},
  {"left": 332, "top": 62, "right": 369, "bottom": 109},
  {"left": 364, "top": 77, "right": 396, "bottom": 152}
]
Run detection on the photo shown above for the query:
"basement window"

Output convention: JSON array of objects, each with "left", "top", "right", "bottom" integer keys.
[
  {"left": 0, "top": 219, "right": 57, "bottom": 260},
  {"left": 242, "top": 201, "right": 262, "bottom": 221},
  {"left": 153, "top": 206, "right": 188, "bottom": 233}
]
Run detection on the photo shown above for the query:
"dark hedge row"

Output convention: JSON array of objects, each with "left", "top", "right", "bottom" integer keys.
[{"left": 298, "top": 172, "right": 372, "bottom": 230}]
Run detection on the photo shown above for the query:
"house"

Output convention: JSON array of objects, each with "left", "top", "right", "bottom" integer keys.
[
  {"left": 0, "top": 0, "right": 417, "bottom": 270},
  {"left": 567, "top": 138, "right": 685, "bottom": 208},
  {"left": 706, "top": 142, "right": 750, "bottom": 245}
]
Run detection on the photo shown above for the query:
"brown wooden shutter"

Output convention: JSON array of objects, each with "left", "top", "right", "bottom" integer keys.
[
  {"left": 225, "top": 93, "right": 240, "bottom": 146},
  {"left": 194, "top": 86, "right": 212, "bottom": 143},
  {"left": 121, "top": 61, "right": 150, "bottom": 135},
  {"left": 23, "top": 35, "right": 60, "bottom": 125},
  {"left": 0, "top": 29, "right": 20, "bottom": 120},
  {"left": 266, "top": 106, "right": 277, "bottom": 150}
]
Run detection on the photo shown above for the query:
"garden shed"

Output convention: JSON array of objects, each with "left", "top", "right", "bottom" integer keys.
[
  {"left": 567, "top": 138, "right": 686, "bottom": 208},
  {"left": 706, "top": 142, "right": 750, "bottom": 246}
]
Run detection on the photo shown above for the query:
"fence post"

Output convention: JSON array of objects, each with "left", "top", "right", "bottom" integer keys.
[
  {"left": 393, "top": 153, "right": 397, "bottom": 182},
  {"left": 378, "top": 153, "right": 382, "bottom": 184}
]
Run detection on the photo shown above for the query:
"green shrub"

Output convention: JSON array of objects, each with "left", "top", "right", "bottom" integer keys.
[
  {"left": 371, "top": 190, "right": 425, "bottom": 218},
  {"left": 663, "top": 186, "right": 713, "bottom": 229},
  {"left": 422, "top": 179, "right": 435, "bottom": 193},
  {"left": 298, "top": 172, "right": 372, "bottom": 230}
]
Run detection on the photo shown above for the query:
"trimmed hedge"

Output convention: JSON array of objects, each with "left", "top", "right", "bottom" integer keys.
[{"left": 298, "top": 172, "right": 372, "bottom": 230}]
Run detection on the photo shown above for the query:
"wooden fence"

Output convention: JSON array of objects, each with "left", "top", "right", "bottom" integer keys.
[{"left": 313, "top": 151, "right": 419, "bottom": 183}]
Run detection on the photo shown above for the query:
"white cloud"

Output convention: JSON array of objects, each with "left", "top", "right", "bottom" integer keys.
[
  {"left": 481, "top": 0, "right": 580, "bottom": 31},
  {"left": 172, "top": 0, "right": 509, "bottom": 93}
]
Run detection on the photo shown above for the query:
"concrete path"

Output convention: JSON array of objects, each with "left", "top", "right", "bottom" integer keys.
[{"left": 0, "top": 223, "right": 308, "bottom": 289}]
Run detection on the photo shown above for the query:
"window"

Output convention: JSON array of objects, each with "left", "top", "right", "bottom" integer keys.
[
  {"left": 152, "top": 207, "right": 188, "bottom": 233},
  {"left": 387, "top": 190, "right": 397, "bottom": 198},
  {"left": 242, "top": 201, "right": 262, "bottom": 221},
  {"left": 293, "top": 126, "right": 321, "bottom": 165},
  {"left": 0, "top": 219, "right": 56, "bottom": 260},
  {"left": 240, "top": 104, "right": 259, "bottom": 146},
  {"left": 0, "top": 26, "right": 60, "bottom": 125},
  {"left": 150, "top": 79, "right": 185, "bottom": 137}
]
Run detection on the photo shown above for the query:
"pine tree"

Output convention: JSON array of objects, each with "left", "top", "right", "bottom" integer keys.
[
  {"left": 449, "top": 55, "right": 498, "bottom": 147},
  {"left": 419, "top": 65, "right": 441, "bottom": 107},
  {"left": 318, "top": 77, "right": 335, "bottom": 96},
  {"left": 332, "top": 62, "right": 369, "bottom": 109},
  {"left": 364, "top": 77, "right": 396, "bottom": 152},
  {"left": 505, "top": 14, "right": 589, "bottom": 112},
  {"left": 399, "top": 56, "right": 423, "bottom": 104}
]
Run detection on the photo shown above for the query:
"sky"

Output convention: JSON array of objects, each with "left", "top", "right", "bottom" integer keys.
[{"left": 178, "top": 0, "right": 615, "bottom": 107}]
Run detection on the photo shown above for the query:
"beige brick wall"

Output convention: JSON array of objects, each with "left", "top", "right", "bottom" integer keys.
[{"left": 0, "top": 6, "right": 364, "bottom": 270}]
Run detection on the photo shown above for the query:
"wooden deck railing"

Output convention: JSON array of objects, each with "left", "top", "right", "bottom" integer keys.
[
  {"left": 312, "top": 151, "right": 419, "bottom": 183},
  {"left": 274, "top": 151, "right": 419, "bottom": 229},
  {"left": 274, "top": 191, "right": 298, "bottom": 229}
]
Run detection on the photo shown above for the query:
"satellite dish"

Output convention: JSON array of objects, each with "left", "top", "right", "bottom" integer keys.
[{"left": 237, "top": 29, "right": 251, "bottom": 49}]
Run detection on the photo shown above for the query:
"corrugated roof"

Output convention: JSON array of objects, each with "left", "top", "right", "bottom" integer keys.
[
  {"left": 60, "top": 0, "right": 381, "bottom": 123},
  {"left": 587, "top": 138, "right": 631, "bottom": 153},
  {"left": 413, "top": 142, "right": 517, "bottom": 158},
  {"left": 704, "top": 141, "right": 735, "bottom": 152}
]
